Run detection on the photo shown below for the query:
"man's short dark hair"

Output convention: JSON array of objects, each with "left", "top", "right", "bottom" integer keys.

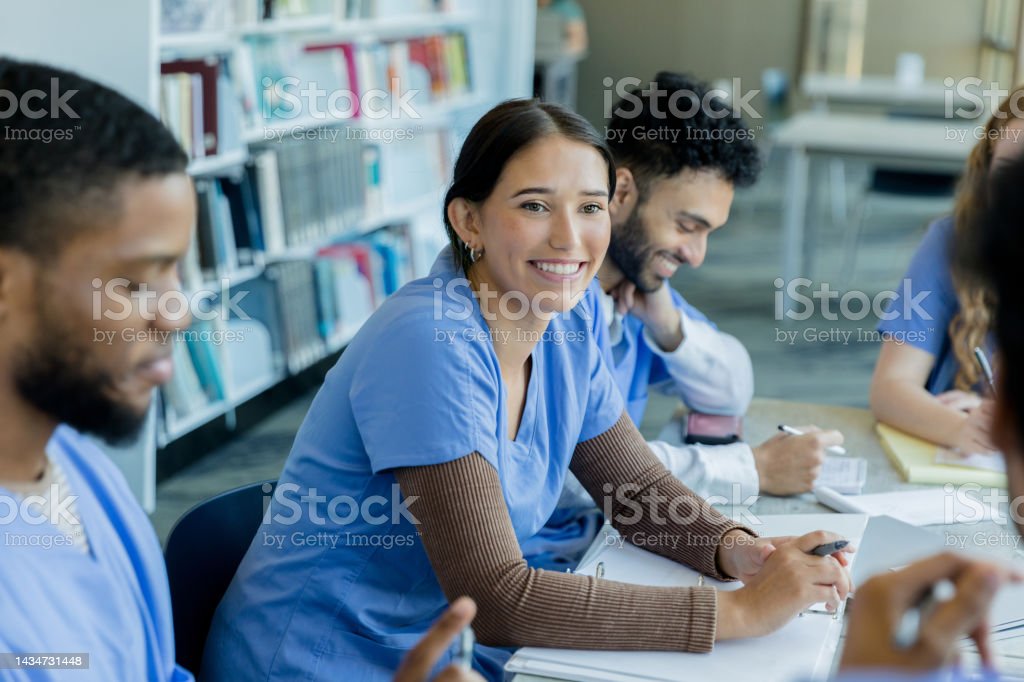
[
  {"left": 606, "top": 71, "right": 761, "bottom": 192},
  {"left": 0, "top": 57, "right": 188, "bottom": 257}
]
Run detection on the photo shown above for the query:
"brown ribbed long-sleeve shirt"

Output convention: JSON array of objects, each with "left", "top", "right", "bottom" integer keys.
[{"left": 394, "top": 412, "right": 754, "bottom": 653}]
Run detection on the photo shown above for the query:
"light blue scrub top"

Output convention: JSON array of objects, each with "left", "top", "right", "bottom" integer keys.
[
  {"left": 202, "top": 247, "right": 624, "bottom": 682},
  {"left": 522, "top": 278, "right": 718, "bottom": 570},
  {"left": 593, "top": 279, "right": 718, "bottom": 425},
  {"left": 877, "top": 216, "right": 993, "bottom": 394},
  {"left": 0, "top": 425, "right": 192, "bottom": 682}
]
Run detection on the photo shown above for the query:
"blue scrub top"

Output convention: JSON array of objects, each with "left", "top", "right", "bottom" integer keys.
[
  {"left": 593, "top": 279, "right": 717, "bottom": 425},
  {"left": 203, "top": 247, "right": 624, "bottom": 682},
  {"left": 0, "top": 426, "right": 192, "bottom": 682},
  {"left": 521, "top": 279, "right": 716, "bottom": 571},
  {"left": 877, "top": 216, "right": 992, "bottom": 394}
]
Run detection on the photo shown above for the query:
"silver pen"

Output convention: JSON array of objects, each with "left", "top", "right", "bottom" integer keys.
[
  {"left": 458, "top": 625, "right": 475, "bottom": 670},
  {"left": 974, "top": 346, "right": 997, "bottom": 397},
  {"left": 893, "top": 579, "right": 956, "bottom": 648}
]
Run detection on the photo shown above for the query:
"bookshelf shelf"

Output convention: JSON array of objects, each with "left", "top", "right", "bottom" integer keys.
[
  {"left": 196, "top": 264, "right": 266, "bottom": 295},
  {"left": 236, "top": 14, "right": 334, "bottom": 35},
  {"left": 226, "top": 371, "right": 287, "bottom": 408},
  {"left": 234, "top": 10, "right": 476, "bottom": 39},
  {"left": 263, "top": 194, "right": 438, "bottom": 262},
  {"left": 331, "top": 11, "right": 477, "bottom": 39},
  {"left": 241, "top": 91, "right": 485, "bottom": 143},
  {"left": 162, "top": 399, "right": 229, "bottom": 444},
  {"left": 186, "top": 148, "right": 248, "bottom": 176},
  {"left": 159, "top": 31, "right": 235, "bottom": 56},
  {"left": 242, "top": 115, "right": 354, "bottom": 144}
]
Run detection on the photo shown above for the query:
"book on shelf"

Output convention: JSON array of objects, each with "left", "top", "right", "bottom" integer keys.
[
  {"left": 231, "top": 227, "right": 414, "bottom": 374},
  {"left": 236, "top": 0, "right": 451, "bottom": 24},
  {"left": 240, "top": 31, "right": 470, "bottom": 128},
  {"left": 162, "top": 338, "right": 211, "bottom": 425},
  {"left": 162, "top": 0, "right": 233, "bottom": 35},
  {"left": 342, "top": 0, "right": 450, "bottom": 19},
  {"left": 160, "top": 56, "right": 245, "bottom": 160},
  {"left": 160, "top": 322, "right": 226, "bottom": 429}
]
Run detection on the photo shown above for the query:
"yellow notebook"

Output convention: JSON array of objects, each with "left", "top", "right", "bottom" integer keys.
[{"left": 875, "top": 423, "right": 1007, "bottom": 488}]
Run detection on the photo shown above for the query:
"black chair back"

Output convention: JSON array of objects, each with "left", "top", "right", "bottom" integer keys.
[{"left": 164, "top": 479, "right": 276, "bottom": 674}]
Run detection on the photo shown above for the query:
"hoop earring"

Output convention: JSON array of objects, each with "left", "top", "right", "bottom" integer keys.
[{"left": 468, "top": 246, "right": 484, "bottom": 263}]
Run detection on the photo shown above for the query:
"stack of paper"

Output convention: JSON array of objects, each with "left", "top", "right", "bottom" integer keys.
[
  {"left": 814, "top": 486, "right": 1000, "bottom": 526},
  {"left": 505, "top": 514, "right": 868, "bottom": 682},
  {"left": 815, "top": 456, "right": 867, "bottom": 494},
  {"left": 876, "top": 424, "right": 1007, "bottom": 488}
]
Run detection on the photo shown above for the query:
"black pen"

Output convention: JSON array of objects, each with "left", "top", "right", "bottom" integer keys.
[{"left": 809, "top": 539, "right": 848, "bottom": 557}]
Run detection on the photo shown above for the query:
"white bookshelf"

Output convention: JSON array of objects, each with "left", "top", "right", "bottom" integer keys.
[{"left": 0, "top": 0, "right": 535, "bottom": 511}]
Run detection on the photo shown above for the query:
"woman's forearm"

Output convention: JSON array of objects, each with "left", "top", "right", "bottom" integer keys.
[
  {"left": 395, "top": 454, "right": 720, "bottom": 653},
  {"left": 870, "top": 377, "right": 966, "bottom": 446},
  {"left": 570, "top": 413, "right": 754, "bottom": 580}
]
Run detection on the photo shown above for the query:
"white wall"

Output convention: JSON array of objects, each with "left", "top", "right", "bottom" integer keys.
[{"left": 0, "top": 0, "right": 158, "bottom": 110}]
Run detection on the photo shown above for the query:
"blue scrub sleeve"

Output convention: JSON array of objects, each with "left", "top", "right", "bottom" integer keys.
[
  {"left": 877, "top": 217, "right": 959, "bottom": 356},
  {"left": 579, "top": 296, "right": 626, "bottom": 443},
  {"left": 349, "top": 312, "right": 501, "bottom": 474}
]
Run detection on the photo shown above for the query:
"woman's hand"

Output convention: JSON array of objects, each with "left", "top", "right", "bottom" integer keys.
[
  {"left": 716, "top": 531, "right": 854, "bottom": 640},
  {"left": 949, "top": 400, "right": 998, "bottom": 454},
  {"left": 716, "top": 530, "right": 780, "bottom": 582},
  {"left": 394, "top": 597, "right": 485, "bottom": 682},
  {"left": 841, "top": 553, "right": 1018, "bottom": 672},
  {"left": 935, "top": 390, "right": 983, "bottom": 412}
]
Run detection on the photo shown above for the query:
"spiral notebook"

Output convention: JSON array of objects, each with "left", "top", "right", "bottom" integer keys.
[{"left": 505, "top": 513, "right": 869, "bottom": 682}]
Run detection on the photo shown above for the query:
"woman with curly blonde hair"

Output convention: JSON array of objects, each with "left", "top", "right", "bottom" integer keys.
[{"left": 870, "top": 88, "right": 1024, "bottom": 453}]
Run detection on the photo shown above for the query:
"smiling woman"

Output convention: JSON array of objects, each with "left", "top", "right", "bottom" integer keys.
[{"left": 202, "top": 99, "right": 852, "bottom": 682}]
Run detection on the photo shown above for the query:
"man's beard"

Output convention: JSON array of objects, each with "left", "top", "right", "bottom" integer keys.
[
  {"left": 14, "top": 320, "right": 148, "bottom": 445},
  {"left": 606, "top": 206, "right": 663, "bottom": 294}
]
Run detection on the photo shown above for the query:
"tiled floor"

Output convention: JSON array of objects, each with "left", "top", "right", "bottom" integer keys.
[{"left": 150, "top": 154, "right": 956, "bottom": 542}]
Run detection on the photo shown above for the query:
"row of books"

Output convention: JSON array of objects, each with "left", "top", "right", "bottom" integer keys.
[
  {"left": 182, "top": 130, "right": 447, "bottom": 290},
  {"left": 164, "top": 0, "right": 452, "bottom": 33},
  {"left": 343, "top": 0, "right": 451, "bottom": 20},
  {"left": 162, "top": 227, "right": 414, "bottom": 426},
  {"left": 239, "top": 31, "right": 470, "bottom": 127},
  {"left": 161, "top": 321, "right": 227, "bottom": 426},
  {"left": 160, "top": 56, "right": 246, "bottom": 159}
]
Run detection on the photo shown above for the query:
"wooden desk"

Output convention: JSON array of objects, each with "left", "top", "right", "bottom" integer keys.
[{"left": 513, "top": 398, "right": 1024, "bottom": 681}]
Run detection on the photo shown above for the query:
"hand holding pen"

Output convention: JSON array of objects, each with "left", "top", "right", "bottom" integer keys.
[{"left": 840, "top": 553, "right": 1021, "bottom": 673}]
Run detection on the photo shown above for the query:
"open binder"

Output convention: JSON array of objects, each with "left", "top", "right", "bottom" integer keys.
[{"left": 506, "top": 514, "right": 869, "bottom": 682}]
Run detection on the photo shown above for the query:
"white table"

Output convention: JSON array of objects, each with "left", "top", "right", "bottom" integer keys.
[
  {"left": 512, "top": 398, "right": 1024, "bottom": 682},
  {"left": 800, "top": 74, "right": 976, "bottom": 113},
  {"left": 772, "top": 112, "right": 974, "bottom": 299}
]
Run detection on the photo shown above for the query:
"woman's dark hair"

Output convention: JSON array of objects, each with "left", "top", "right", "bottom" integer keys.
[
  {"left": 443, "top": 98, "right": 616, "bottom": 274},
  {"left": 979, "top": 158, "right": 1024, "bottom": 446}
]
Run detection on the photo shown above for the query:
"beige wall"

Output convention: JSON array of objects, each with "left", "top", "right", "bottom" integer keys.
[
  {"left": 575, "top": 0, "right": 985, "bottom": 126},
  {"left": 577, "top": 0, "right": 804, "bottom": 125},
  {"left": 859, "top": 0, "right": 983, "bottom": 79}
]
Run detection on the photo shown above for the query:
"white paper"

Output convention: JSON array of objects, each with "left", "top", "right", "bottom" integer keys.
[
  {"left": 814, "top": 486, "right": 998, "bottom": 526},
  {"left": 815, "top": 457, "right": 867, "bottom": 494},
  {"left": 507, "top": 514, "right": 868, "bottom": 682}
]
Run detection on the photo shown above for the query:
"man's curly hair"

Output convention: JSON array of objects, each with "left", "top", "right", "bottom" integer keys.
[{"left": 606, "top": 71, "right": 761, "bottom": 193}]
